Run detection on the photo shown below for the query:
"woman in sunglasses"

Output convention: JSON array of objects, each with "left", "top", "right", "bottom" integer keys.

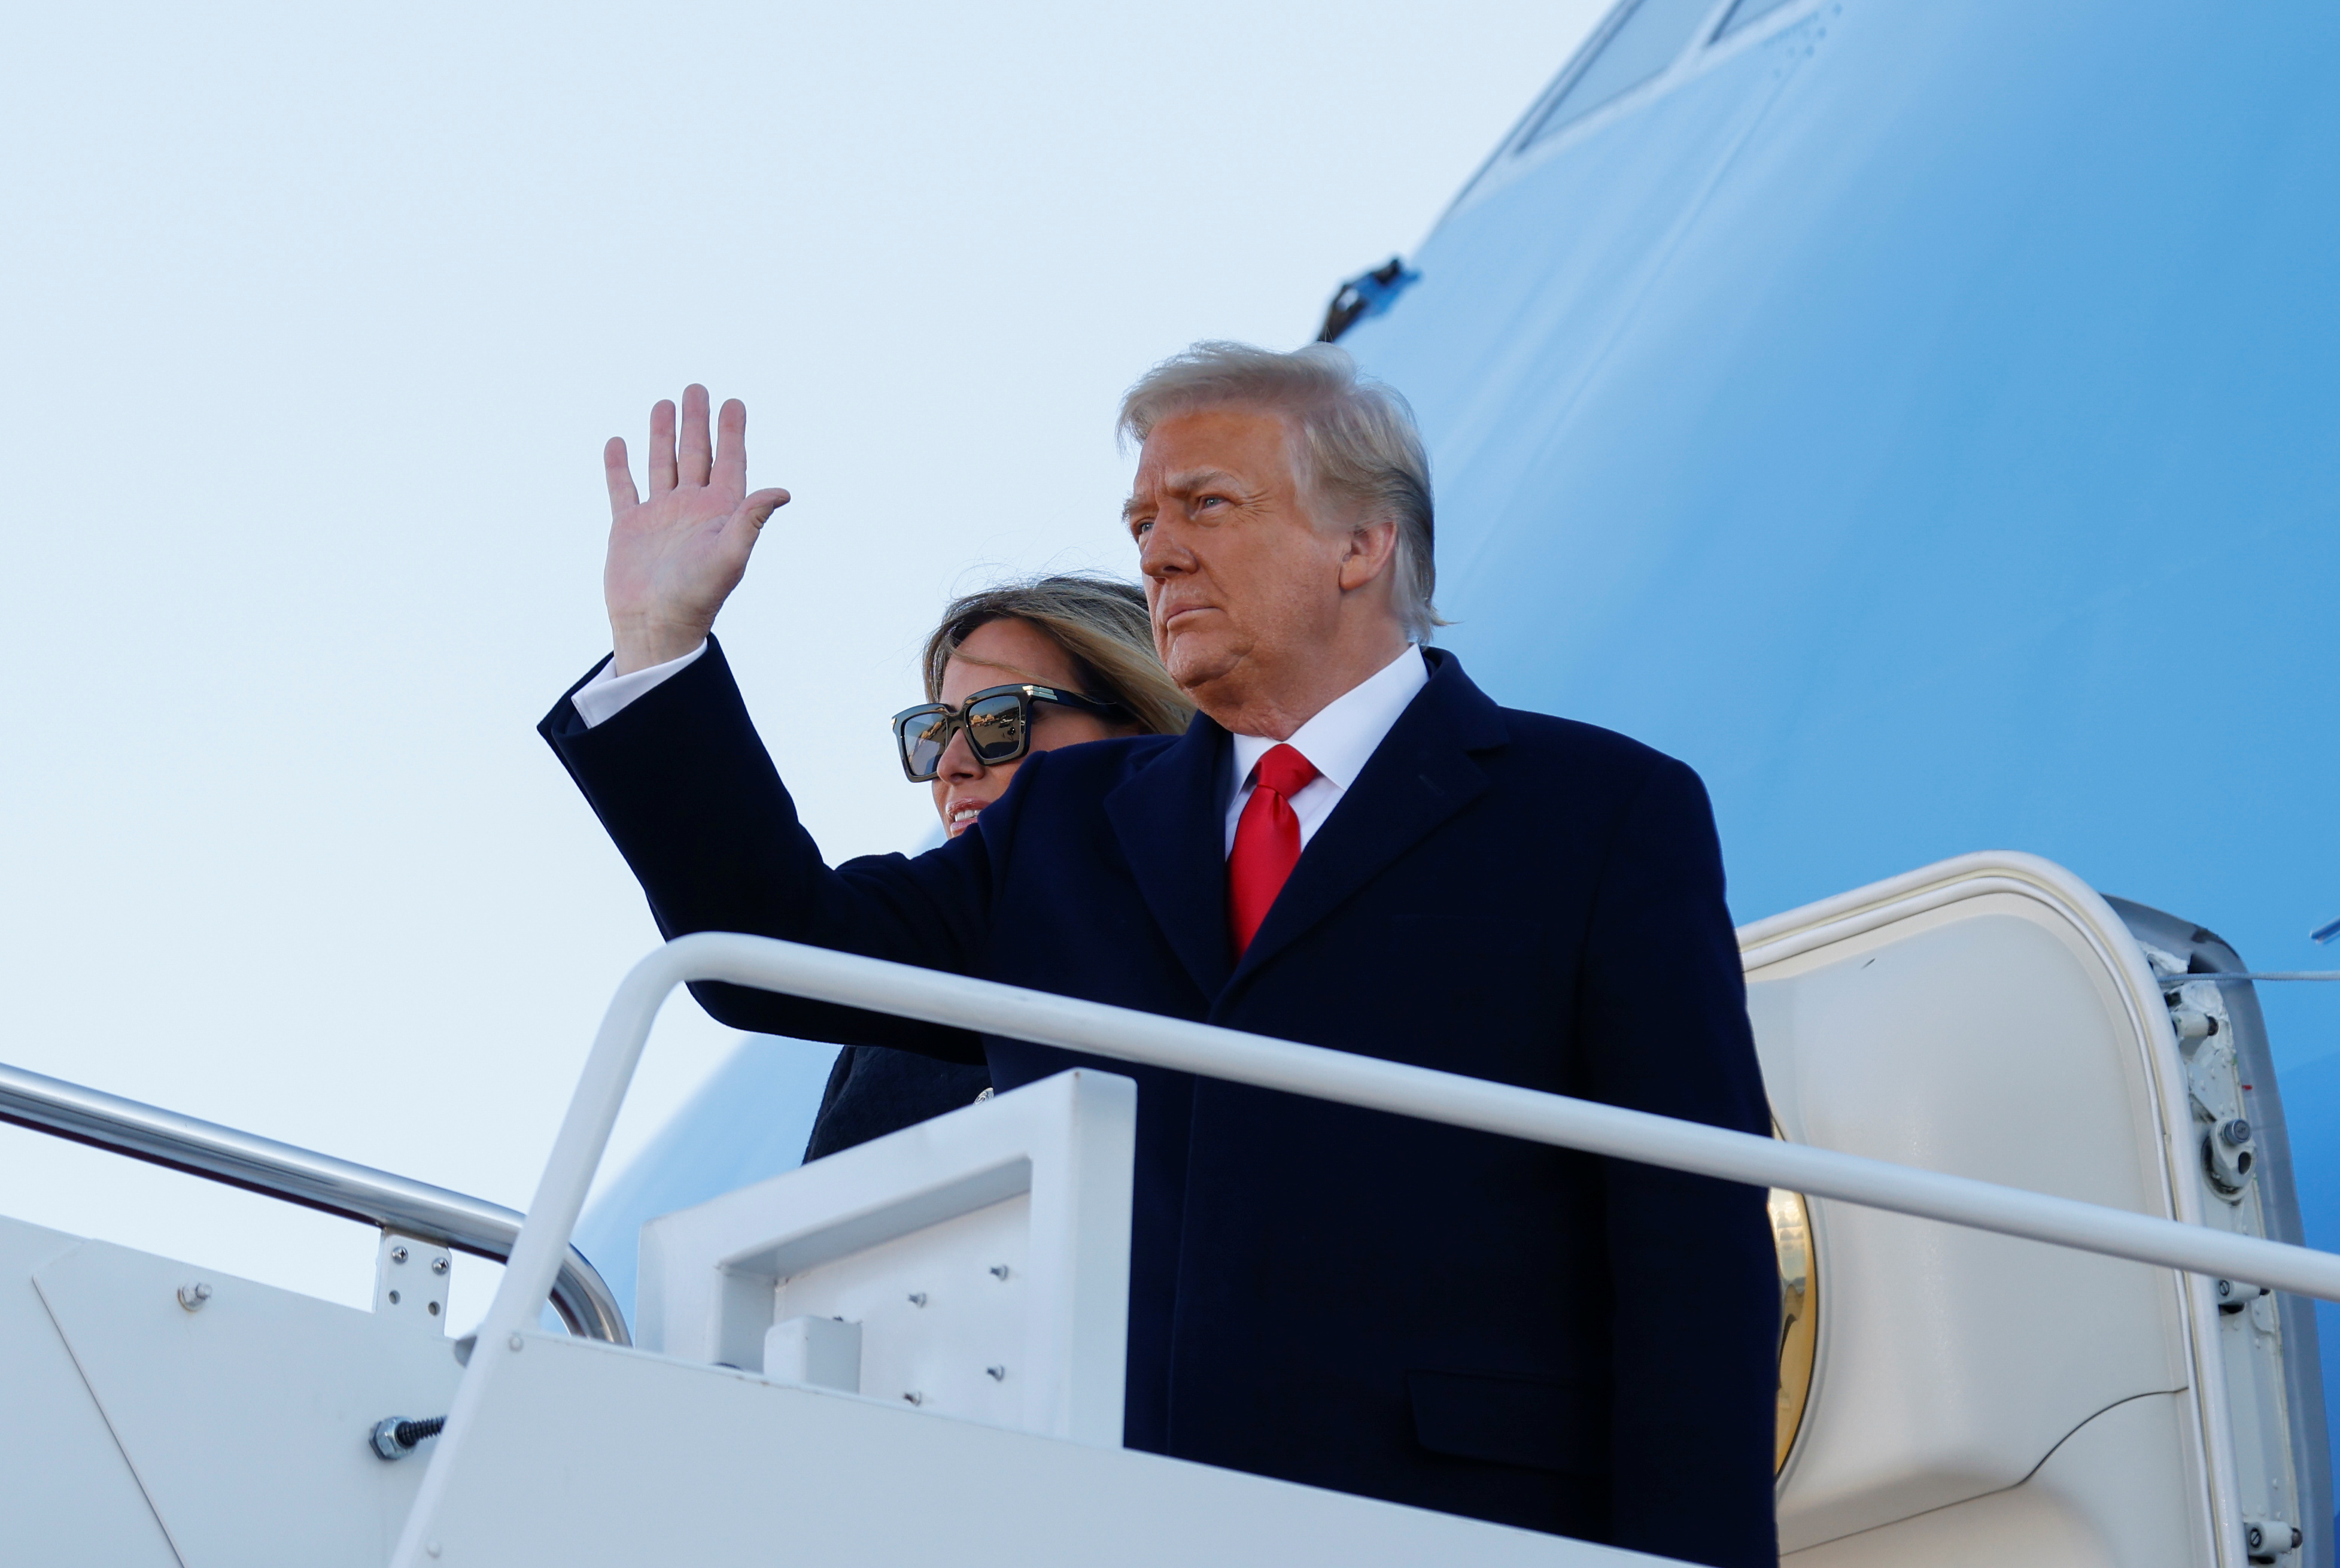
[{"left": 806, "top": 573, "right": 1193, "bottom": 1162}]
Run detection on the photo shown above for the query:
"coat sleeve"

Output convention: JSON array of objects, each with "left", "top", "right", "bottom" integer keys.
[
  {"left": 539, "top": 638, "right": 989, "bottom": 1063},
  {"left": 1574, "top": 755, "right": 1779, "bottom": 1568}
]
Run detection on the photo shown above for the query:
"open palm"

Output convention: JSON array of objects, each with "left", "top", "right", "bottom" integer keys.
[{"left": 602, "top": 384, "right": 791, "bottom": 674}]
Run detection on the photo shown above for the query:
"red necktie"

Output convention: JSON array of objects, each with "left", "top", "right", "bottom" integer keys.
[{"left": 1227, "top": 743, "right": 1319, "bottom": 957}]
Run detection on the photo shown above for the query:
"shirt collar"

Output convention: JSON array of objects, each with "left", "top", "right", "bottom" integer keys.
[{"left": 1230, "top": 644, "right": 1430, "bottom": 792}]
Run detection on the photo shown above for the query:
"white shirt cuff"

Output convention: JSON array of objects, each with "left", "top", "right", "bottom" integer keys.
[{"left": 571, "top": 641, "right": 708, "bottom": 729}]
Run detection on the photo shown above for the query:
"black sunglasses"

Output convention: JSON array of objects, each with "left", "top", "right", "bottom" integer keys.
[{"left": 890, "top": 683, "right": 1130, "bottom": 782}]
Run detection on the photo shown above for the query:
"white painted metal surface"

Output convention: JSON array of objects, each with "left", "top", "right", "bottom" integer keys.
[
  {"left": 638, "top": 1067, "right": 1134, "bottom": 1444},
  {"left": 373, "top": 1231, "right": 452, "bottom": 1332},
  {"left": 1739, "top": 853, "right": 2333, "bottom": 1567},
  {"left": 34, "top": 1236, "right": 464, "bottom": 1567},
  {"left": 1746, "top": 874, "right": 2211, "bottom": 1560},
  {"left": 1788, "top": 1394, "right": 2204, "bottom": 1567},
  {"left": 764, "top": 1311, "right": 861, "bottom": 1391},
  {"left": 405, "top": 1329, "right": 1663, "bottom": 1568},
  {"left": 0, "top": 1216, "right": 178, "bottom": 1567}
]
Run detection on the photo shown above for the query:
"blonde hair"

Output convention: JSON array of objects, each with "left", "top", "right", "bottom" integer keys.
[
  {"left": 922, "top": 574, "right": 1195, "bottom": 739},
  {"left": 1118, "top": 340, "right": 1442, "bottom": 642}
]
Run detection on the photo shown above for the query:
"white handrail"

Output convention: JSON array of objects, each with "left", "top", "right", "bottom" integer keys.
[
  {"left": 481, "top": 932, "right": 2340, "bottom": 1348},
  {"left": 393, "top": 928, "right": 2340, "bottom": 1567}
]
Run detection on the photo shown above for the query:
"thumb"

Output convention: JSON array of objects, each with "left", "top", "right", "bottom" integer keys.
[{"left": 740, "top": 488, "right": 791, "bottom": 533}]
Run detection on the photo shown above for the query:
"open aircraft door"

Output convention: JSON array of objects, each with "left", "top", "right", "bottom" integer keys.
[{"left": 1745, "top": 852, "right": 2330, "bottom": 1567}]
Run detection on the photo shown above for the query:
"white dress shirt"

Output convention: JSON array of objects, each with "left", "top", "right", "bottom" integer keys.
[
  {"left": 1223, "top": 645, "right": 1429, "bottom": 856},
  {"left": 570, "top": 640, "right": 708, "bottom": 729},
  {"left": 572, "top": 636, "right": 1434, "bottom": 862}
]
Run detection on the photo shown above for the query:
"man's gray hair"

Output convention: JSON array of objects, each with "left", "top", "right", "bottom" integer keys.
[{"left": 1118, "top": 341, "right": 1443, "bottom": 643}]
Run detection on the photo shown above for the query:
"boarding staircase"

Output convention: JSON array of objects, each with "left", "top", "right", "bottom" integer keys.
[{"left": 0, "top": 852, "right": 2327, "bottom": 1567}]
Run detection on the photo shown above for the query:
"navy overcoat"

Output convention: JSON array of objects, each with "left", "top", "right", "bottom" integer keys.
[
  {"left": 542, "top": 639, "right": 1779, "bottom": 1568},
  {"left": 804, "top": 1045, "right": 992, "bottom": 1162}
]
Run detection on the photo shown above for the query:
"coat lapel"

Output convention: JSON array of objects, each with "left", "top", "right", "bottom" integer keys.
[
  {"left": 1228, "top": 651, "right": 1509, "bottom": 989},
  {"left": 1105, "top": 715, "right": 1236, "bottom": 1000}
]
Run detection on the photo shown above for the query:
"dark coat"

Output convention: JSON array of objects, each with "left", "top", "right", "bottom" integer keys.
[
  {"left": 541, "top": 639, "right": 1779, "bottom": 1568},
  {"left": 804, "top": 1046, "right": 993, "bottom": 1162}
]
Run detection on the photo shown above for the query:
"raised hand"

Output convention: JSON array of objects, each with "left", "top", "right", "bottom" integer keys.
[{"left": 601, "top": 385, "right": 791, "bottom": 674}]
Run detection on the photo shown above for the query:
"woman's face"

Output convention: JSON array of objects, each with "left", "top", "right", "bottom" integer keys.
[{"left": 932, "top": 618, "right": 1129, "bottom": 838}]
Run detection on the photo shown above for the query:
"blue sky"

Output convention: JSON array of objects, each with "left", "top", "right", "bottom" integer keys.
[{"left": 0, "top": 0, "right": 1602, "bottom": 1326}]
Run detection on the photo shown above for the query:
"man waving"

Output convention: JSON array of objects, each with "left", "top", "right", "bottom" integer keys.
[{"left": 541, "top": 342, "right": 1778, "bottom": 1567}]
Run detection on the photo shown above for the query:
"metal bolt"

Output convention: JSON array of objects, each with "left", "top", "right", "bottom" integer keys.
[
  {"left": 986, "top": 1365, "right": 1007, "bottom": 1381},
  {"left": 372, "top": 1417, "right": 411, "bottom": 1460},
  {"left": 908, "top": 1292, "right": 928, "bottom": 1307},
  {"left": 2217, "top": 1279, "right": 2235, "bottom": 1299},
  {"left": 507, "top": 1333, "right": 524, "bottom": 1351},
  {"left": 902, "top": 1390, "right": 926, "bottom": 1406},
  {"left": 989, "top": 1265, "right": 1010, "bottom": 1280},
  {"left": 2222, "top": 1118, "right": 2253, "bottom": 1147},
  {"left": 2246, "top": 1523, "right": 2265, "bottom": 1551},
  {"left": 177, "top": 1282, "right": 213, "bottom": 1312},
  {"left": 431, "top": 1256, "right": 449, "bottom": 1275},
  {"left": 388, "top": 1290, "right": 401, "bottom": 1305},
  {"left": 390, "top": 1245, "right": 409, "bottom": 1265},
  {"left": 429, "top": 1301, "right": 440, "bottom": 1316}
]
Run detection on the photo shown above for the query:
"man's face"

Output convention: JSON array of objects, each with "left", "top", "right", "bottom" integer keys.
[{"left": 1125, "top": 405, "right": 1353, "bottom": 715}]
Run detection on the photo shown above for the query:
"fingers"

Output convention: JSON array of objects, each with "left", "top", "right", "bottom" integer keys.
[
  {"left": 714, "top": 398, "right": 749, "bottom": 494},
  {"left": 603, "top": 437, "right": 639, "bottom": 518},
  {"left": 679, "top": 384, "right": 713, "bottom": 489},
  {"left": 648, "top": 399, "right": 678, "bottom": 497}
]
